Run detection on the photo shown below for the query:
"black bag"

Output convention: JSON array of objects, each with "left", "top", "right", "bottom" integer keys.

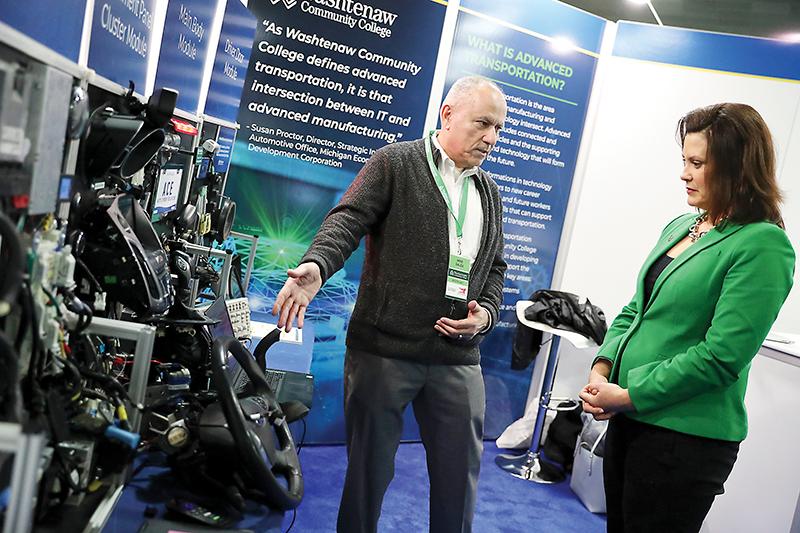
[
  {"left": 511, "top": 290, "right": 608, "bottom": 370},
  {"left": 542, "top": 402, "right": 584, "bottom": 473},
  {"left": 511, "top": 320, "right": 544, "bottom": 370}
]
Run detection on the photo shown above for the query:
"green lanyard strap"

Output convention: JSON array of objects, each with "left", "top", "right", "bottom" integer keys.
[{"left": 425, "top": 131, "right": 470, "bottom": 240}]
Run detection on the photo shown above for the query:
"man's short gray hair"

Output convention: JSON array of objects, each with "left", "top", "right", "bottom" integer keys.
[{"left": 443, "top": 76, "right": 504, "bottom": 107}]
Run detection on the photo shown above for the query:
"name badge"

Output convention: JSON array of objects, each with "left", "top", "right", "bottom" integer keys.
[{"left": 446, "top": 254, "right": 470, "bottom": 302}]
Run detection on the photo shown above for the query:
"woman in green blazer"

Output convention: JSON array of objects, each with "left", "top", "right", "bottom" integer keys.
[{"left": 580, "top": 103, "right": 795, "bottom": 533}]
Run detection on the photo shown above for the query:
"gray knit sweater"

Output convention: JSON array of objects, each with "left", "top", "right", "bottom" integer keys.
[{"left": 301, "top": 137, "right": 506, "bottom": 365}]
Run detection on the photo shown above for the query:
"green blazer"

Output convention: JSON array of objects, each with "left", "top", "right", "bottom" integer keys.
[{"left": 596, "top": 213, "right": 795, "bottom": 441}]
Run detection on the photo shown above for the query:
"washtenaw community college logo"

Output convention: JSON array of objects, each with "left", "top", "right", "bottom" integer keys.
[{"left": 271, "top": 0, "right": 297, "bottom": 9}]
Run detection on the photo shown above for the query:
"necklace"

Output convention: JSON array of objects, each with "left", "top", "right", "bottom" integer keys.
[{"left": 688, "top": 213, "right": 710, "bottom": 243}]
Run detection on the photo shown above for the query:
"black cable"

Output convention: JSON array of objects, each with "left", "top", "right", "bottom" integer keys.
[
  {"left": 41, "top": 286, "right": 62, "bottom": 318},
  {"left": 76, "top": 101, "right": 111, "bottom": 184},
  {"left": 21, "top": 280, "right": 46, "bottom": 416},
  {"left": 230, "top": 252, "right": 247, "bottom": 297},
  {"left": 75, "top": 365, "right": 143, "bottom": 413},
  {"left": 284, "top": 508, "right": 297, "bottom": 533},
  {"left": 51, "top": 446, "right": 85, "bottom": 494},
  {"left": 74, "top": 371, "right": 131, "bottom": 430},
  {"left": 14, "top": 278, "right": 31, "bottom": 352},
  {"left": 75, "top": 257, "right": 104, "bottom": 292},
  {"left": 60, "top": 287, "right": 93, "bottom": 332},
  {"left": 0, "top": 210, "right": 24, "bottom": 318},
  {"left": 286, "top": 415, "right": 305, "bottom": 533},
  {"left": 537, "top": 337, "right": 553, "bottom": 349},
  {"left": 80, "top": 388, "right": 112, "bottom": 404},
  {"left": 58, "top": 355, "right": 83, "bottom": 401},
  {"left": 296, "top": 418, "right": 307, "bottom": 455},
  {"left": 0, "top": 332, "right": 20, "bottom": 423}
]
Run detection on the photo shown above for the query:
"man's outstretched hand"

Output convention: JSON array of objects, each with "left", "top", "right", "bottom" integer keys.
[{"left": 272, "top": 262, "right": 322, "bottom": 332}]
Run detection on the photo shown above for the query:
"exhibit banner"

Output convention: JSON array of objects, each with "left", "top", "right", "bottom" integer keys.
[
  {"left": 87, "top": 0, "right": 158, "bottom": 91},
  {"left": 0, "top": 0, "right": 88, "bottom": 62},
  {"left": 153, "top": 0, "right": 216, "bottom": 113},
  {"left": 203, "top": 0, "right": 257, "bottom": 123},
  {"left": 447, "top": 0, "right": 605, "bottom": 436},
  {"left": 225, "top": 0, "right": 447, "bottom": 442}
]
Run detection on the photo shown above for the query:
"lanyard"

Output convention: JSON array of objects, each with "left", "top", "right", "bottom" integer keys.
[{"left": 425, "top": 131, "right": 470, "bottom": 247}]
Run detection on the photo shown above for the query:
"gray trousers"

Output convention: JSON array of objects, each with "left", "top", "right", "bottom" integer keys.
[{"left": 336, "top": 349, "right": 485, "bottom": 533}]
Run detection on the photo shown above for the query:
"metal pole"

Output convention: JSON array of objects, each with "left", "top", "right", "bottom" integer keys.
[
  {"left": 495, "top": 336, "right": 567, "bottom": 483},
  {"left": 3, "top": 426, "right": 45, "bottom": 533}
]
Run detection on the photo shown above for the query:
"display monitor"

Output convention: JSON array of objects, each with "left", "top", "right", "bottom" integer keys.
[
  {"left": 204, "top": 298, "right": 313, "bottom": 407},
  {"left": 151, "top": 166, "right": 183, "bottom": 221},
  {"left": 205, "top": 298, "right": 247, "bottom": 391},
  {"left": 195, "top": 156, "right": 210, "bottom": 180}
]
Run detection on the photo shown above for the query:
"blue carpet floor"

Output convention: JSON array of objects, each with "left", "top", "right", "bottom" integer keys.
[{"left": 283, "top": 441, "right": 606, "bottom": 532}]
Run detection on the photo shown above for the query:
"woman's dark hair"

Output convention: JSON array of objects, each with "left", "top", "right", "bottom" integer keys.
[{"left": 677, "top": 103, "right": 784, "bottom": 227}]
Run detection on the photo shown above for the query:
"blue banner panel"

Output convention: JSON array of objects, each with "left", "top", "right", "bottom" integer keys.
[
  {"left": 153, "top": 0, "right": 216, "bottom": 112},
  {"left": 614, "top": 22, "right": 800, "bottom": 82},
  {"left": 0, "top": 0, "right": 87, "bottom": 62},
  {"left": 203, "top": 0, "right": 257, "bottom": 123},
  {"left": 447, "top": 7, "right": 601, "bottom": 437},
  {"left": 461, "top": 0, "right": 606, "bottom": 54},
  {"left": 214, "top": 126, "right": 235, "bottom": 173},
  {"left": 87, "top": 0, "right": 158, "bottom": 91},
  {"left": 225, "top": 0, "right": 446, "bottom": 443}
]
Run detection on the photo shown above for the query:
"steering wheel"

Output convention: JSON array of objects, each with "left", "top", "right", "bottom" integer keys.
[{"left": 199, "top": 336, "right": 303, "bottom": 510}]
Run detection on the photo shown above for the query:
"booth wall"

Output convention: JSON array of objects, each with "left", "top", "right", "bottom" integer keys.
[
  {"left": 779, "top": 98, "right": 800, "bottom": 331},
  {"left": 714, "top": 350, "right": 800, "bottom": 533},
  {"left": 558, "top": 25, "right": 800, "bottom": 338},
  {"left": 554, "top": 22, "right": 800, "bottom": 531}
]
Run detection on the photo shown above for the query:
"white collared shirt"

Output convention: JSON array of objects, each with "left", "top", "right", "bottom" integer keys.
[{"left": 432, "top": 133, "right": 484, "bottom": 263}]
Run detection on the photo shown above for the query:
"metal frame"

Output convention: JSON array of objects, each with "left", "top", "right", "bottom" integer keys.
[
  {"left": 83, "top": 484, "right": 125, "bottom": 533},
  {"left": 759, "top": 344, "right": 800, "bottom": 368},
  {"left": 199, "top": 115, "right": 240, "bottom": 199},
  {"left": 200, "top": 114, "right": 239, "bottom": 131},
  {"left": 173, "top": 107, "right": 201, "bottom": 124},
  {"left": 1, "top": 423, "right": 44, "bottom": 533},
  {"left": 83, "top": 317, "right": 156, "bottom": 433},
  {"left": 423, "top": 0, "right": 462, "bottom": 131},
  {"left": 217, "top": 125, "right": 239, "bottom": 197},
  {"left": 72, "top": 317, "right": 156, "bottom": 533},
  {"left": 229, "top": 230, "right": 259, "bottom": 293},
  {"left": 183, "top": 242, "right": 233, "bottom": 304},
  {"left": 0, "top": 21, "right": 89, "bottom": 80}
]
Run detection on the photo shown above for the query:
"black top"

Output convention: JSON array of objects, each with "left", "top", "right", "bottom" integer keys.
[
  {"left": 301, "top": 138, "right": 507, "bottom": 365},
  {"left": 644, "top": 254, "right": 674, "bottom": 305}
]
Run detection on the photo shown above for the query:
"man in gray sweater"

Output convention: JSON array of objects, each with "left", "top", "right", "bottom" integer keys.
[{"left": 273, "top": 76, "right": 507, "bottom": 532}]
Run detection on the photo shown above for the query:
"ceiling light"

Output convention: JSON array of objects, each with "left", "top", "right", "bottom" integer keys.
[
  {"left": 550, "top": 36, "right": 576, "bottom": 54},
  {"left": 626, "top": 0, "right": 663, "bottom": 25}
]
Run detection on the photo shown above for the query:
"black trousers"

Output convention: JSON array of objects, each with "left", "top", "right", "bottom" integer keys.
[{"left": 603, "top": 414, "right": 739, "bottom": 533}]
